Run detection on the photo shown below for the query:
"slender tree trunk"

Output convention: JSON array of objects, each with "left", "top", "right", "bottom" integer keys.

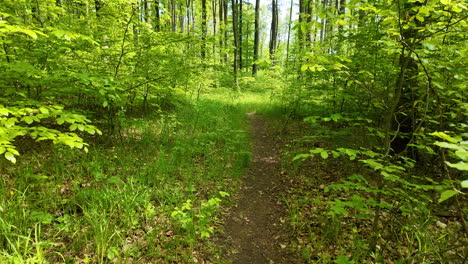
[
  {"left": 286, "top": 0, "right": 294, "bottom": 65},
  {"left": 223, "top": 0, "right": 228, "bottom": 63},
  {"left": 201, "top": 0, "right": 207, "bottom": 58},
  {"left": 171, "top": 0, "right": 177, "bottom": 32},
  {"left": 306, "top": 0, "right": 313, "bottom": 46},
  {"left": 179, "top": 5, "right": 184, "bottom": 33},
  {"left": 269, "top": 0, "right": 279, "bottom": 62},
  {"left": 144, "top": 0, "right": 151, "bottom": 23},
  {"left": 186, "top": 0, "right": 191, "bottom": 34},
  {"left": 213, "top": 0, "right": 217, "bottom": 57},
  {"left": 252, "top": 0, "right": 260, "bottom": 75},
  {"left": 191, "top": 0, "right": 196, "bottom": 33},
  {"left": 154, "top": 0, "right": 160, "bottom": 31},
  {"left": 320, "top": 0, "right": 328, "bottom": 41},
  {"left": 219, "top": 0, "right": 224, "bottom": 63},
  {"left": 232, "top": 0, "right": 240, "bottom": 87},
  {"left": 298, "top": 0, "right": 304, "bottom": 48},
  {"left": 239, "top": 0, "right": 243, "bottom": 71}
]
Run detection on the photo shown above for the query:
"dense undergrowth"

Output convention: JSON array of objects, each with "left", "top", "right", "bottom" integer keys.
[
  {"left": 0, "top": 92, "right": 253, "bottom": 263},
  {"left": 270, "top": 111, "right": 467, "bottom": 263}
]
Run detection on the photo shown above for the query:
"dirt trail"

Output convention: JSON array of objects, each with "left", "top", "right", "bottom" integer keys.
[{"left": 217, "top": 114, "right": 302, "bottom": 264}]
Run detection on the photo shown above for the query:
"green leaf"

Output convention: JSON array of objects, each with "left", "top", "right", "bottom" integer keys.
[
  {"left": 22, "top": 116, "right": 34, "bottom": 124},
  {"left": 7, "top": 148, "right": 19, "bottom": 155},
  {"left": 4, "top": 118, "right": 16, "bottom": 128},
  {"left": 431, "top": 132, "right": 458, "bottom": 143},
  {"left": 310, "top": 148, "right": 324, "bottom": 154},
  {"left": 293, "top": 153, "right": 311, "bottom": 161},
  {"left": 434, "top": 141, "right": 461, "bottom": 150},
  {"left": 5, "top": 152, "right": 16, "bottom": 163},
  {"left": 331, "top": 151, "right": 341, "bottom": 158},
  {"left": 56, "top": 117, "right": 65, "bottom": 125},
  {"left": 0, "top": 107, "right": 9, "bottom": 116},
  {"left": 335, "top": 255, "right": 354, "bottom": 264},
  {"left": 330, "top": 113, "right": 342, "bottom": 122},
  {"left": 39, "top": 107, "right": 49, "bottom": 114},
  {"left": 455, "top": 151, "right": 468, "bottom": 161},
  {"left": 219, "top": 191, "right": 230, "bottom": 197},
  {"left": 320, "top": 150, "right": 329, "bottom": 159},
  {"left": 461, "top": 180, "right": 468, "bottom": 188},
  {"left": 445, "top": 161, "right": 468, "bottom": 171},
  {"left": 30, "top": 210, "right": 54, "bottom": 224},
  {"left": 438, "top": 190, "right": 458, "bottom": 203}
]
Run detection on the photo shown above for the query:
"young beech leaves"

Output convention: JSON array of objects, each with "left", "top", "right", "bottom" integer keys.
[{"left": 0, "top": 104, "right": 101, "bottom": 163}]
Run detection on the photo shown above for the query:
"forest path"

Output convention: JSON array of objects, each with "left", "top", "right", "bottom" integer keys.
[{"left": 216, "top": 114, "right": 302, "bottom": 264}]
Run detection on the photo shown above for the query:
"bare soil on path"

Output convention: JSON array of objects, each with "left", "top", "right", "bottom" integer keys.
[{"left": 215, "top": 114, "right": 302, "bottom": 264}]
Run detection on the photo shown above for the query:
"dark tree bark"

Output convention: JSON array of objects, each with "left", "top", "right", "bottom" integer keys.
[
  {"left": 219, "top": 0, "right": 224, "bottom": 63},
  {"left": 305, "top": 0, "right": 313, "bottom": 45},
  {"left": 298, "top": 0, "right": 312, "bottom": 48},
  {"left": 239, "top": 0, "right": 243, "bottom": 70},
  {"left": 252, "top": 0, "right": 260, "bottom": 75},
  {"left": 171, "top": 0, "right": 177, "bottom": 32},
  {"left": 154, "top": 0, "right": 160, "bottom": 31},
  {"left": 232, "top": 0, "right": 240, "bottom": 87},
  {"left": 390, "top": 1, "right": 422, "bottom": 155},
  {"left": 269, "top": 0, "right": 279, "bottom": 62},
  {"left": 144, "top": 0, "right": 151, "bottom": 23},
  {"left": 212, "top": 0, "right": 217, "bottom": 55},
  {"left": 298, "top": 0, "right": 304, "bottom": 47},
  {"left": 201, "top": 0, "right": 207, "bottom": 58},
  {"left": 223, "top": 0, "right": 228, "bottom": 63}
]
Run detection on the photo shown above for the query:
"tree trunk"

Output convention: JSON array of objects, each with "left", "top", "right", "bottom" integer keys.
[
  {"left": 144, "top": 0, "right": 151, "bottom": 23},
  {"left": 390, "top": 1, "right": 421, "bottom": 155},
  {"left": 201, "top": 0, "right": 207, "bottom": 58},
  {"left": 320, "top": 0, "right": 328, "bottom": 41},
  {"left": 305, "top": 0, "right": 313, "bottom": 46},
  {"left": 179, "top": 5, "right": 184, "bottom": 33},
  {"left": 231, "top": 0, "right": 240, "bottom": 87},
  {"left": 252, "top": 0, "right": 260, "bottom": 75},
  {"left": 269, "top": 0, "right": 279, "bottom": 63},
  {"left": 213, "top": 0, "right": 217, "bottom": 56},
  {"left": 186, "top": 0, "right": 191, "bottom": 34},
  {"left": 286, "top": 0, "right": 294, "bottom": 65},
  {"left": 219, "top": 0, "right": 224, "bottom": 63},
  {"left": 171, "top": 0, "right": 177, "bottom": 32},
  {"left": 154, "top": 0, "right": 160, "bottom": 31},
  {"left": 239, "top": 0, "right": 243, "bottom": 70},
  {"left": 223, "top": 0, "right": 228, "bottom": 63}
]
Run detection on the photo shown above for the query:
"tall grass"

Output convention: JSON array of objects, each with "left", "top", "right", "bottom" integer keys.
[{"left": 0, "top": 93, "right": 256, "bottom": 263}]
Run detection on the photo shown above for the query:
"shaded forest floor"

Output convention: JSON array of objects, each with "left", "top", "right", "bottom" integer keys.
[
  {"left": 207, "top": 109, "right": 466, "bottom": 264},
  {"left": 213, "top": 114, "right": 302, "bottom": 263}
]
